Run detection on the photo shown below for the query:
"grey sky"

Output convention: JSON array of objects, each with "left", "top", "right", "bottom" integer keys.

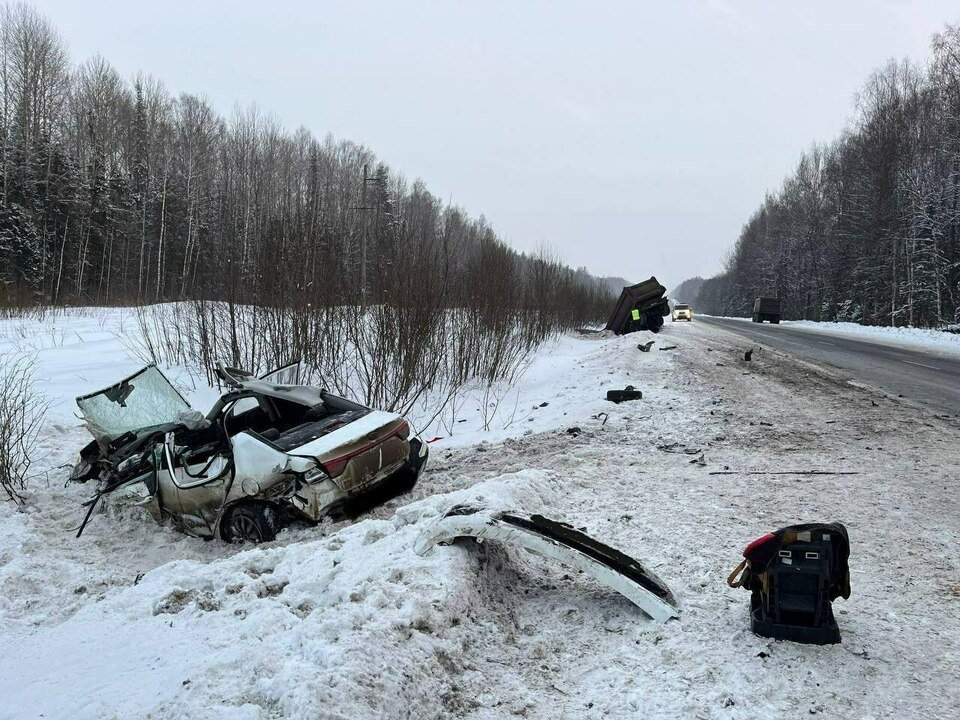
[{"left": 34, "top": 0, "right": 960, "bottom": 290}]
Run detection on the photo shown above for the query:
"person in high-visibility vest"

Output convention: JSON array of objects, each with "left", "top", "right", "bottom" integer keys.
[{"left": 629, "top": 307, "right": 641, "bottom": 332}]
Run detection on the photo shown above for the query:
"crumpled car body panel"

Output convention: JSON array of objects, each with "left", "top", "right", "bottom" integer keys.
[
  {"left": 73, "top": 363, "right": 429, "bottom": 540},
  {"left": 415, "top": 505, "right": 678, "bottom": 622}
]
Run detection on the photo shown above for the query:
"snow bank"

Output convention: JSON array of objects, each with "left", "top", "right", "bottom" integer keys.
[
  {"left": 785, "top": 319, "right": 960, "bottom": 356},
  {"left": 705, "top": 314, "right": 960, "bottom": 357},
  {"left": 0, "top": 471, "right": 559, "bottom": 720},
  {"left": 0, "top": 307, "right": 672, "bottom": 720},
  {"left": 419, "top": 329, "right": 670, "bottom": 448}
]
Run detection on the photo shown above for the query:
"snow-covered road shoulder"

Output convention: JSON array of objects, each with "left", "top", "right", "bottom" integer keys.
[{"left": 705, "top": 314, "right": 960, "bottom": 357}]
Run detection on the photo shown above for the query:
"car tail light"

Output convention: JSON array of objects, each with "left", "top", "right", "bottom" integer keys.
[{"left": 323, "top": 455, "right": 350, "bottom": 478}]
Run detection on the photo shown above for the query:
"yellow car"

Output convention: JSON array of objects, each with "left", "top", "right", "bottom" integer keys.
[{"left": 672, "top": 304, "right": 693, "bottom": 322}]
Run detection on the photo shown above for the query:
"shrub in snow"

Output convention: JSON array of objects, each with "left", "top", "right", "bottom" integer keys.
[{"left": 0, "top": 351, "right": 47, "bottom": 503}]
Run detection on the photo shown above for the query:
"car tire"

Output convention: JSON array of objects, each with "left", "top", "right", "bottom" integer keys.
[{"left": 221, "top": 501, "right": 281, "bottom": 543}]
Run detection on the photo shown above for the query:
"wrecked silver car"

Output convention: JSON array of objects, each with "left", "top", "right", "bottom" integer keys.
[
  {"left": 415, "top": 505, "right": 678, "bottom": 622},
  {"left": 71, "top": 363, "right": 428, "bottom": 542}
]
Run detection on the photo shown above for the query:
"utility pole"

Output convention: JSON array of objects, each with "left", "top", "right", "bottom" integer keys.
[
  {"left": 360, "top": 163, "right": 368, "bottom": 310},
  {"left": 354, "top": 163, "right": 377, "bottom": 311}
]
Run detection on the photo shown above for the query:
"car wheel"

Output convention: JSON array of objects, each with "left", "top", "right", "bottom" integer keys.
[{"left": 221, "top": 501, "right": 281, "bottom": 543}]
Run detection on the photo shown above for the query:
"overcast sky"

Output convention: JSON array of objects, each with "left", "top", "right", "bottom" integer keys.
[{"left": 33, "top": 0, "right": 960, "bottom": 290}]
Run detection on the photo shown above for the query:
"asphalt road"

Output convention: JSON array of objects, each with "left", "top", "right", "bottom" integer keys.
[{"left": 696, "top": 315, "right": 960, "bottom": 416}]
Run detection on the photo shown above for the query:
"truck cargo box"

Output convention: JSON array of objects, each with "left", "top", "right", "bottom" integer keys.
[
  {"left": 752, "top": 297, "right": 782, "bottom": 324},
  {"left": 605, "top": 277, "right": 670, "bottom": 335}
]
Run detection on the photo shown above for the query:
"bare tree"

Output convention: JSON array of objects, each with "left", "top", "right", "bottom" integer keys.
[{"left": 0, "top": 351, "right": 46, "bottom": 503}]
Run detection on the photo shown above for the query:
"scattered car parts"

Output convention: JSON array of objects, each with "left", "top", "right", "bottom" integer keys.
[
  {"left": 606, "top": 386, "right": 643, "bottom": 403},
  {"left": 414, "top": 505, "right": 678, "bottom": 622},
  {"left": 728, "top": 523, "right": 850, "bottom": 645},
  {"left": 71, "top": 362, "right": 428, "bottom": 541}
]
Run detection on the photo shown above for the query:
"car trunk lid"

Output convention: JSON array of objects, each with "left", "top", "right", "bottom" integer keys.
[{"left": 289, "top": 410, "right": 410, "bottom": 492}]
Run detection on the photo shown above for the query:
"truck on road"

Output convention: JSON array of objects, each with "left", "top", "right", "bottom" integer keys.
[
  {"left": 672, "top": 303, "right": 693, "bottom": 322},
  {"left": 752, "top": 297, "right": 782, "bottom": 324}
]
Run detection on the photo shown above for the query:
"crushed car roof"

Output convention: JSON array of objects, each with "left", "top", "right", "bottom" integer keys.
[{"left": 76, "top": 362, "right": 328, "bottom": 444}]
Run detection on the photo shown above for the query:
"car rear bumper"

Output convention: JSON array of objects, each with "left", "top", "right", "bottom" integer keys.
[
  {"left": 342, "top": 436, "right": 428, "bottom": 497},
  {"left": 334, "top": 438, "right": 429, "bottom": 517}
]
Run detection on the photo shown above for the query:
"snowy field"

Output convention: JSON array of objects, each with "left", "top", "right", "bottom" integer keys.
[
  {"left": 0, "top": 308, "right": 632, "bottom": 447},
  {"left": 1, "top": 310, "right": 958, "bottom": 719}
]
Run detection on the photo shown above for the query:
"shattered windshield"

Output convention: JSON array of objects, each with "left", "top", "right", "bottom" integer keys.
[{"left": 77, "top": 365, "right": 192, "bottom": 442}]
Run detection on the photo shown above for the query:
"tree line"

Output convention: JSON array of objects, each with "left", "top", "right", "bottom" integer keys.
[
  {"left": 0, "top": 2, "right": 611, "bottom": 329},
  {"left": 695, "top": 23, "right": 960, "bottom": 328},
  {"left": 669, "top": 276, "right": 704, "bottom": 305}
]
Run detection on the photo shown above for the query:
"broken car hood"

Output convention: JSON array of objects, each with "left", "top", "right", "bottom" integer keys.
[
  {"left": 76, "top": 365, "right": 193, "bottom": 444},
  {"left": 415, "top": 505, "right": 678, "bottom": 622}
]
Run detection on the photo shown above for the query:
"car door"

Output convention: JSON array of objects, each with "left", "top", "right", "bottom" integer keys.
[{"left": 160, "top": 431, "right": 233, "bottom": 522}]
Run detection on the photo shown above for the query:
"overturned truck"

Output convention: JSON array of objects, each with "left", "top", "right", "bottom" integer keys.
[{"left": 605, "top": 277, "right": 671, "bottom": 335}]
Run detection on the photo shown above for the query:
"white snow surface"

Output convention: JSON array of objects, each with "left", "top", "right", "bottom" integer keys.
[
  {"left": 784, "top": 319, "right": 960, "bottom": 356},
  {"left": 1, "top": 311, "right": 959, "bottom": 719},
  {"left": 0, "top": 308, "right": 632, "bottom": 447},
  {"left": 1, "top": 471, "right": 560, "bottom": 720},
  {"left": 708, "top": 314, "right": 960, "bottom": 357}
]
